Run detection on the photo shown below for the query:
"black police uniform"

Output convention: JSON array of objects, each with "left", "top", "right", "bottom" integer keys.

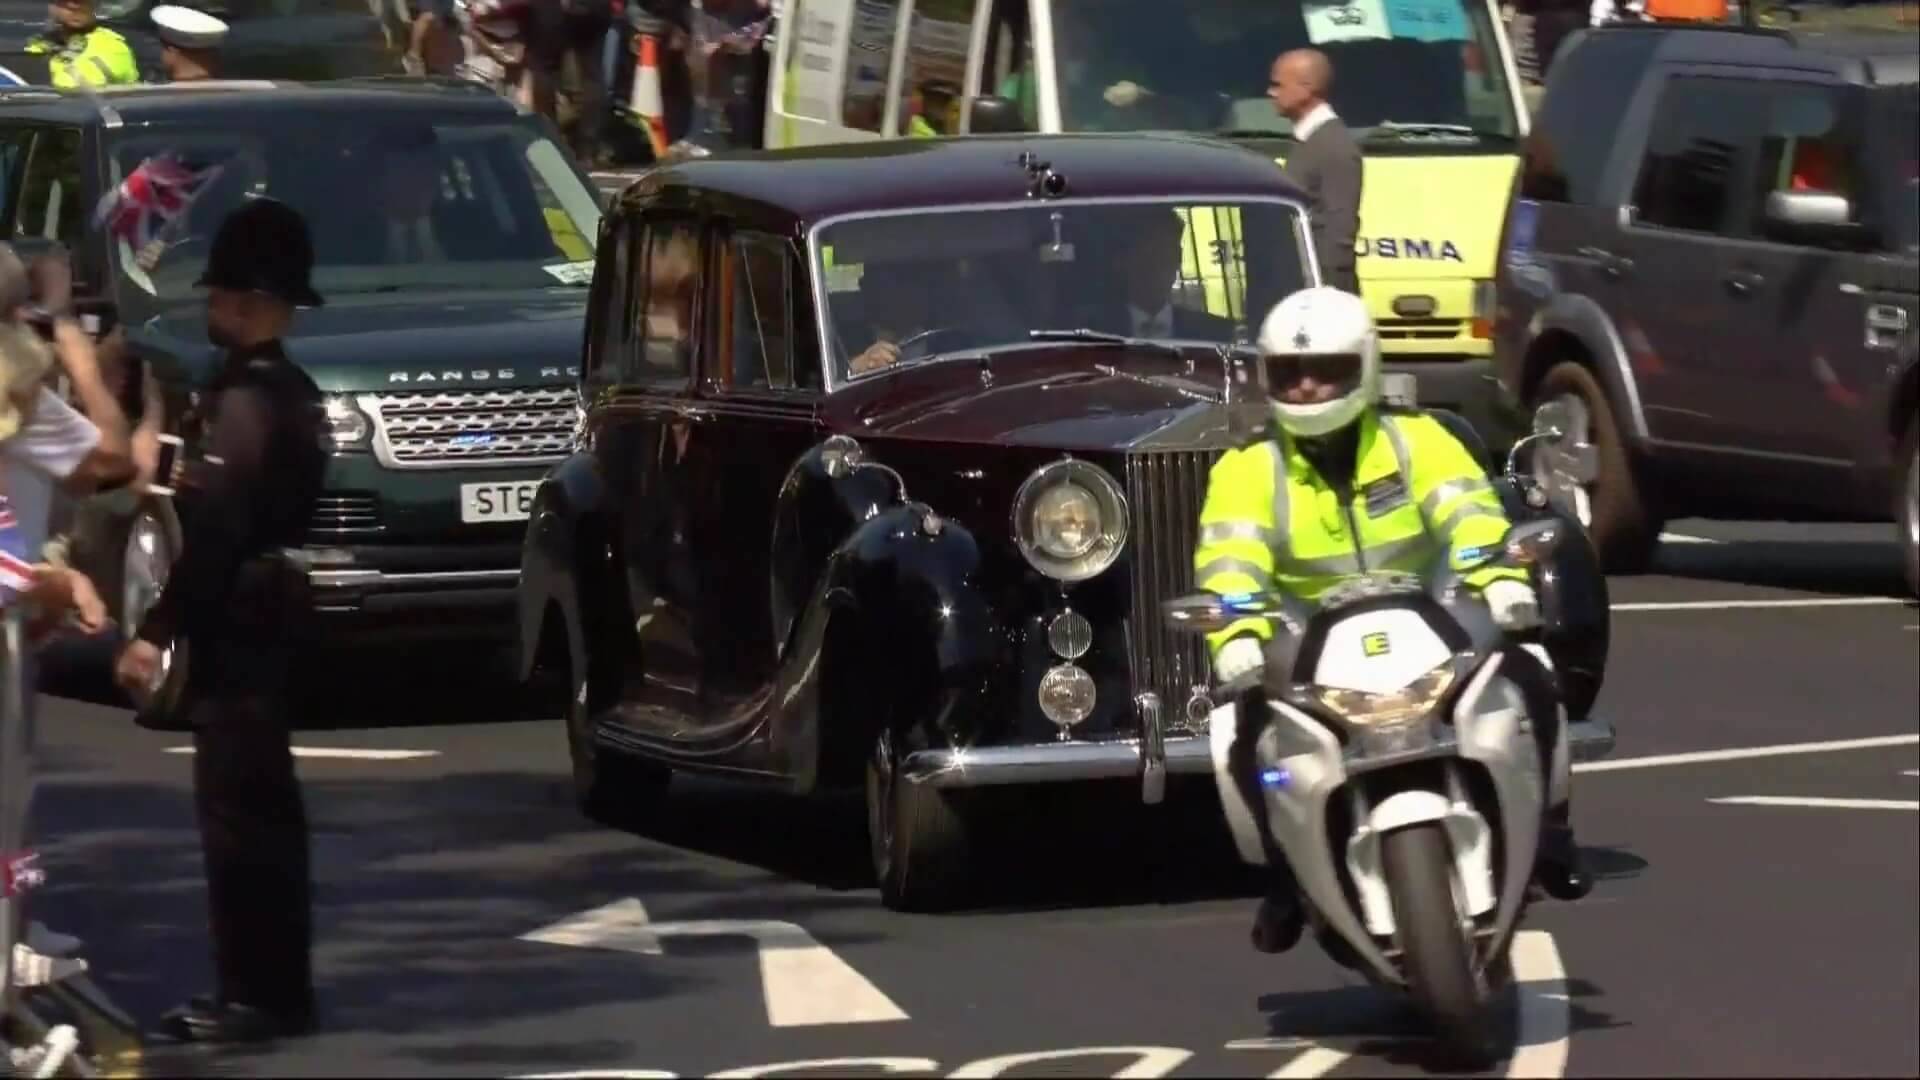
[{"left": 133, "top": 198, "right": 328, "bottom": 1043}]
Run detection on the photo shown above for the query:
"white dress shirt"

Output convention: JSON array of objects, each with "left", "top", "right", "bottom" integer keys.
[{"left": 1292, "top": 101, "right": 1337, "bottom": 142}]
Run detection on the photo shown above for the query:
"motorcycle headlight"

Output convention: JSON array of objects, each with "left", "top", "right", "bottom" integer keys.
[
  {"left": 1312, "top": 663, "right": 1457, "bottom": 729},
  {"left": 324, "top": 394, "right": 372, "bottom": 448},
  {"left": 1012, "top": 459, "right": 1129, "bottom": 582}
]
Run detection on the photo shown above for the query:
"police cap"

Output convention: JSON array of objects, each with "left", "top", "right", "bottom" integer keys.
[
  {"left": 195, "top": 197, "right": 324, "bottom": 308},
  {"left": 151, "top": 5, "right": 229, "bottom": 50}
]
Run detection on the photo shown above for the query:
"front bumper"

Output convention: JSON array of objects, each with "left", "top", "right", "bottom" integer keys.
[
  {"left": 296, "top": 550, "right": 521, "bottom": 641},
  {"left": 901, "top": 692, "right": 1618, "bottom": 805}
]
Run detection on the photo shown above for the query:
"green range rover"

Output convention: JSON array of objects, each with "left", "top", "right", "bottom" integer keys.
[{"left": 0, "top": 79, "right": 602, "bottom": 727}]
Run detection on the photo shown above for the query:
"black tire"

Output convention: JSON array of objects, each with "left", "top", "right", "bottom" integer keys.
[
  {"left": 564, "top": 631, "right": 669, "bottom": 827},
  {"left": 1382, "top": 823, "right": 1503, "bottom": 1066},
  {"left": 1533, "top": 361, "right": 1662, "bottom": 573},
  {"left": 1898, "top": 424, "right": 1918, "bottom": 599},
  {"left": 866, "top": 727, "right": 971, "bottom": 912}
]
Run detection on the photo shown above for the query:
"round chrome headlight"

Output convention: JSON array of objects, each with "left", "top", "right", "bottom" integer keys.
[{"left": 1012, "top": 459, "right": 1128, "bottom": 582}]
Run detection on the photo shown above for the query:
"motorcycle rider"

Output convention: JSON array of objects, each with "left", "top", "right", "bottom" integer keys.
[{"left": 1193, "top": 286, "right": 1591, "bottom": 954}]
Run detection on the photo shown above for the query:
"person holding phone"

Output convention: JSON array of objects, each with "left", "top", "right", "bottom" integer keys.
[{"left": 112, "top": 199, "right": 328, "bottom": 1045}]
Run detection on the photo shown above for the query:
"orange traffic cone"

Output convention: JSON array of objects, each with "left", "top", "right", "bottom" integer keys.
[{"left": 629, "top": 32, "right": 671, "bottom": 160}]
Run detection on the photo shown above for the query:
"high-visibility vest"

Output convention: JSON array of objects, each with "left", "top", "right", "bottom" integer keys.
[
  {"left": 1193, "top": 409, "right": 1526, "bottom": 652},
  {"left": 27, "top": 26, "right": 139, "bottom": 88}
]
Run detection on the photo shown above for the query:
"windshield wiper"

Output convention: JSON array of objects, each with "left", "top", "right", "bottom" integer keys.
[{"left": 1028, "top": 328, "right": 1184, "bottom": 357}]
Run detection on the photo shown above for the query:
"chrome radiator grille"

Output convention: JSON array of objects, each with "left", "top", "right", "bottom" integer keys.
[
  {"left": 309, "top": 491, "right": 381, "bottom": 537},
  {"left": 1125, "top": 450, "right": 1218, "bottom": 731},
  {"left": 360, "top": 386, "right": 577, "bottom": 469}
]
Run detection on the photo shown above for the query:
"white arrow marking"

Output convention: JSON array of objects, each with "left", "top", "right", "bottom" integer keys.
[
  {"left": 1506, "top": 930, "right": 1569, "bottom": 1079},
  {"left": 947, "top": 1048, "right": 1191, "bottom": 1079},
  {"left": 1708, "top": 796, "right": 1920, "bottom": 811},
  {"left": 521, "top": 899, "right": 907, "bottom": 1028},
  {"left": 709, "top": 1059, "right": 937, "bottom": 1078}
]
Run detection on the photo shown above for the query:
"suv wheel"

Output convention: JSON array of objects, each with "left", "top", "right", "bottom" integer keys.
[
  {"left": 1899, "top": 424, "right": 1918, "bottom": 598},
  {"left": 1534, "top": 362, "right": 1662, "bottom": 573}
]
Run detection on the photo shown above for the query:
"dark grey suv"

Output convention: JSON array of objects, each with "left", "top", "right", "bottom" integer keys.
[{"left": 1492, "top": 23, "right": 1918, "bottom": 592}]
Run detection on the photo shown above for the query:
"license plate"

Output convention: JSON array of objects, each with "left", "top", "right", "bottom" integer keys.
[{"left": 460, "top": 480, "right": 540, "bottom": 524}]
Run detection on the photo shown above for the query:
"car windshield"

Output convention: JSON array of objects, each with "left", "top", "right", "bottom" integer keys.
[
  {"left": 813, "top": 198, "right": 1311, "bottom": 383},
  {"left": 108, "top": 115, "right": 602, "bottom": 303},
  {"left": 1043, "top": 0, "right": 1518, "bottom": 144}
]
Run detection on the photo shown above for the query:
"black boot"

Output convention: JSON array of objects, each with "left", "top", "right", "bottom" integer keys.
[
  {"left": 1533, "top": 805, "right": 1592, "bottom": 901},
  {"left": 1250, "top": 860, "right": 1306, "bottom": 953}
]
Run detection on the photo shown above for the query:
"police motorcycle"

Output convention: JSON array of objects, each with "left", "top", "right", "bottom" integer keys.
[{"left": 1163, "top": 400, "right": 1611, "bottom": 1063}]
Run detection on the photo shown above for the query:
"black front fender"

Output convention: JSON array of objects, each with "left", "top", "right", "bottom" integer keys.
[{"left": 516, "top": 453, "right": 607, "bottom": 686}]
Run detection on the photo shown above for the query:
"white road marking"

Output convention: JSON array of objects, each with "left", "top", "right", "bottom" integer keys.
[
  {"left": 1269, "top": 1047, "right": 1354, "bottom": 1079},
  {"left": 521, "top": 899, "right": 907, "bottom": 1028},
  {"left": 948, "top": 1048, "right": 1191, "bottom": 1078},
  {"left": 711, "top": 1059, "right": 937, "bottom": 1078},
  {"left": 1904, "top": 770, "right": 1919, "bottom": 777},
  {"left": 1708, "top": 796, "right": 1920, "bottom": 811},
  {"left": 1658, "top": 532, "right": 1724, "bottom": 545},
  {"left": 163, "top": 746, "right": 439, "bottom": 760},
  {"left": 1611, "top": 596, "right": 1908, "bottom": 612},
  {"left": 1506, "top": 930, "right": 1570, "bottom": 1079},
  {"left": 1575, "top": 733, "right": 1920, "bottom": 774}
]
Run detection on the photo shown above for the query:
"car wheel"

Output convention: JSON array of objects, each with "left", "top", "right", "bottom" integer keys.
[
  {"left": 1533, "top": 362, "right": 1662, "bottom": 574},
  {"left": 1898, "top": 424, "right": 1918, "bottom": 598},
  {"left": 866, "top": 727, "right": 971, "bottom": 912},
  {"left": 564, "top": 633, "right": 669, "bottom": 827},
  {"left": 120, "top": 501, "right": 192, "bottom": 731}
]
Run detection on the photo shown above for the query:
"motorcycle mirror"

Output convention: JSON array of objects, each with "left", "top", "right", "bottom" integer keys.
[
  {"left": 1162, "top": 593, "right": 1231, "bottom": 632},
  {"left": 1533, "top": 399, "right": 1574, "bottom": 440},
  {"left": 1503, "top": 520, "right": 1565, "bottom": 565}
]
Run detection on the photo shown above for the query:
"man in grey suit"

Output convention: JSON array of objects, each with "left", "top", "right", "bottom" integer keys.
[{"left": 1269, "top": 49, "right": 1362, "bottom": 293}]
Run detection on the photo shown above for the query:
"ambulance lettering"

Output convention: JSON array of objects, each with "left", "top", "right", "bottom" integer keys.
[{"left": 1355, "top": 237, "right": 1463, "bottom": 263}]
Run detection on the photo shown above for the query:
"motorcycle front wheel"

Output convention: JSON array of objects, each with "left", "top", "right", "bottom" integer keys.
[{"left": 1383, "top": 822, "right": 1504, "bottom": 1065}]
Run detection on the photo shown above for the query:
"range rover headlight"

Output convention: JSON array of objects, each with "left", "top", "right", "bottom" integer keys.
[
  {"left": 1312, "top": 663, "right": 1457, "bottom": 729},
  {"left": 1012, "top": 459, "right": 1128, "bottom": 582},
  {"left": 324, "top": 395, "right": 371, "bottom": 448}
]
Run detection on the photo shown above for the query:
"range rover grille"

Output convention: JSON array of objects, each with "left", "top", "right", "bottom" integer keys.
[
  {"left": 360, "top": 386, "right": 577, "bottom": 469},
  {"left": 1124, "top": 449, "right": 1219, "bottom": 732}
]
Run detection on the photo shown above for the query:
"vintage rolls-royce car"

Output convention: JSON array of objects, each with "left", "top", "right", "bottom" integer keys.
[{"left": 517, "top": 133, "right": 1613, "bottom": 911}]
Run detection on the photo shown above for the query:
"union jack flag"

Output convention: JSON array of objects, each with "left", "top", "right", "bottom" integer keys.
[
  {"left": 0, "top": 494, "right": 34, "bottom": 606},
  {"left": 92, "top": 154, "right": 223, "bottom": 269}
]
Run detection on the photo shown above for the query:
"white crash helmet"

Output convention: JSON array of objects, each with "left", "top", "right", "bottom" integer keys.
[{"left": 1255, "top": 286, "right": 1381, "bottom": 438}]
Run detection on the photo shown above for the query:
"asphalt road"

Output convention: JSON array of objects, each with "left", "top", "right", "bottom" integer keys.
[{"left": 19, "top": 521, "right": 1920, "bottom": 1079}]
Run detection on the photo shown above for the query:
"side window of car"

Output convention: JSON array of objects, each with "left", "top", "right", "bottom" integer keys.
[
  {"left": 898, "top": 0, "right": 975, "bottom": 136},
  {"left": 724, "top": 231, "right": 817, "bottom": 393},
  {"left": 1744, "top": 82, "right": 1869, "bottom": 245},
  {"left": 0, "top": 129, "right": 34, "bottom": 235},
  {"left": 628, "top": 216, "right": 700, "bottom": 390},
  {"left": 1630, "top": 75, "right": 1766, "bottom": 236},
  {"left": 1518, "top": 32, "right": 1660, "bottom": 205},
  {"left": 584, "top": 218, "right": 634, "bottom": 391},
  {"left": 12, "top": 126, "right": 85, "bottom": 247},
  {"left": 841, "top": 0, "right": 903, "bottom": 132}
]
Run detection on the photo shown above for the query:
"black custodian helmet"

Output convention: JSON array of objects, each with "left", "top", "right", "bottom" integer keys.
[{"left": 195, "top": 196, "right": 323, "bottom": 308}]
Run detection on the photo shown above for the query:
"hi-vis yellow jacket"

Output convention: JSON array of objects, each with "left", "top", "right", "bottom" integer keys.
[
  {"left": 27, "top": 25, "right": 140, "bottom": 88},
  {"left": 1193, "top": 408, "right": 1526, "bottom": 653}
]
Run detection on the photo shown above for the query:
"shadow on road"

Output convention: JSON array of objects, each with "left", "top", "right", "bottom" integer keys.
[{"left": 1650, "top": 537, "right": 1911, "bottom": 599}]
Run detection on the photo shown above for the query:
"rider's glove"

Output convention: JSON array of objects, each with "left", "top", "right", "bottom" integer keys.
[
  {"left": 1214, "top": 636, "right": 1266, "bottom": 686},
  {"left": 1484, "top": 579, "right": 1542, "bottom": 631}
]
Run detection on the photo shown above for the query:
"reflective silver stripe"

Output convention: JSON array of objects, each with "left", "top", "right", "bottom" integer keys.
[
  {"left": 1378, "top": 414, "right": 1414, "bottom": 478},
  {"left": 1200, "top": 521, "right": 1283, "bottom": 548},
  {"left": 1435, "top": 503, "right": 1505, "bottom": 541},
  {"left": 88, "top": 54, "right": 115, "bottom": 84},
  {"left": 1279, "top": 535, "right": 1432, "bottom": 578},
  {"left": 1196, "top": 557, "right": 1276, "bottom": 589},
  {"left": 1420, "top": 477, "right": 1494, "bottom": 519},
  {"left": 1269, "top": 439, "right": 1291, "bottom": 553}
]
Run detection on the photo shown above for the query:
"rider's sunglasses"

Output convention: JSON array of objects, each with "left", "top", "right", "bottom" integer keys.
[{"left": 1264, "top": 352, "right": 1362, "bottom": 388}]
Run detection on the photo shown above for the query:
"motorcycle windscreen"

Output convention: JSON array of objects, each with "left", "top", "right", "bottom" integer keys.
[{"left": 1311, "top": 609, "right": 1453, "bottom": 696}]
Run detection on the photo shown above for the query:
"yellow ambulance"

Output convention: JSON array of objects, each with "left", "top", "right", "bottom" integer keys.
[{"left": 764, "top": 0, "right": 1530, "bottom": 439}]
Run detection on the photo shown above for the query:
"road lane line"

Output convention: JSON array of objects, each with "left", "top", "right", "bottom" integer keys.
[
  {"left": 1904, "top": 770, "right": 1919, "bottom": 777},
  {"left": 1575, "top": 733, "right": 1920, "bottom": 774},
  {"left": 164, "top": 746, "right": 439, "bottom": 760},
  {"left": 1269, "top": 1047, "right": 1353, "bottom": 1079},
  {"left": 1611, "top": 597, "right": 1909, "bottom": 612},
  {"left": 1708, "top": 796, "right": 1920, "bottom": 811},
  {"left": 948, "top": 1048, "right": 1191, "bottom": 1078},
  {"left": 1507, "top": 930, "right": 1570, "bottom": 1079},
  {"left": 1658, "top": 532, "right": 1724, "bottom": 544},
  {"left": 522, "top": 899, "right": 907, "bottom": 1028}
]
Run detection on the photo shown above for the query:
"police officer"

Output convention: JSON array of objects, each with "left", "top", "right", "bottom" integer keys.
[
  {"left": 113, "top": 198, "right": 327, "bottom": 1044},
  {"left": 150, "top": 4, "right": 229, "bottom": 81},
  {"left": 1193, "top": 287, "right": 1591, "bottom": 954},
  {"left": 27, "top": 0, "right": 140, "bottom": 88}
]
